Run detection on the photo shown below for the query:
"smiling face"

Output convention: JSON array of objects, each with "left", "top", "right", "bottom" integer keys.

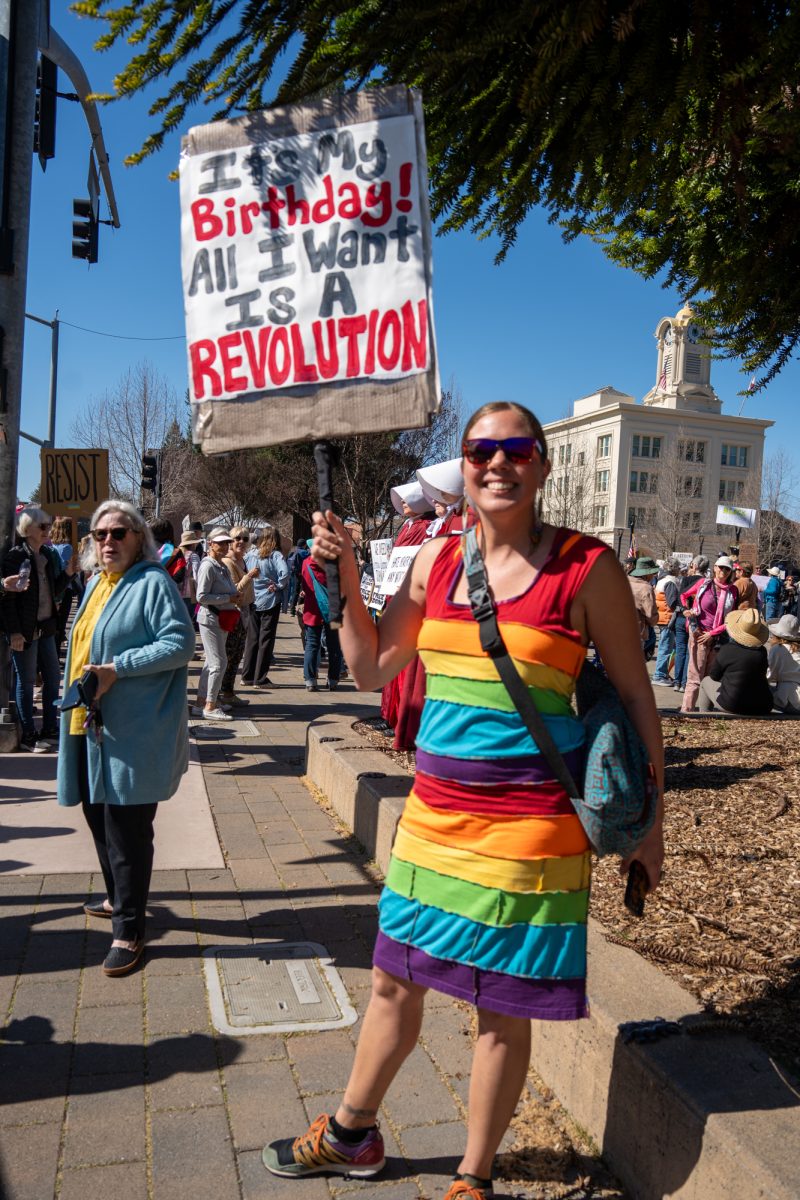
[
  {"left": 93, "top": 510, "right": 143, "bottom": 575},
  {"left": 461, "top": 409, "right": 550, "bottom": 520},
  {"left": 714, "top": 564, "right": 733, "bottom": 585}
]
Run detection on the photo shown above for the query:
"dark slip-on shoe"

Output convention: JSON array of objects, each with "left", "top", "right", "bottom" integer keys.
[
  {"left": 103, "top": 940, "right": 144, "bottom": 977},
  {"left": 84, "top": 901, "right": 113, "bottom": 919}
]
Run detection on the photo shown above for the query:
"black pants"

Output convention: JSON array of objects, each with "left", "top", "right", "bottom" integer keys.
[
  {"left": 79, "top": 742, "right": 157, "bottom": 942},
  {"left": 240, "top": 606, "right": 280, "bottom": 685}
]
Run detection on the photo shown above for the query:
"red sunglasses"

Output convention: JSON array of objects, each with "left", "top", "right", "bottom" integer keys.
[{"left": 462, "top": 436, "right": 544, "bottom": 466}]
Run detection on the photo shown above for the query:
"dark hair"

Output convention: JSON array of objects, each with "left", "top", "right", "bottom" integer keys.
[
  {"left": 462, "top": 402, "right": 549, "bottom": 461},
  {"left": 296, "top": 537, "right": 307, "bottom": 548},
  {"left": 739, "top": 561, "right": 753, "bottom": 577},
  {"left": 150, "top": 518, "right": 175, "bottom": 547}
]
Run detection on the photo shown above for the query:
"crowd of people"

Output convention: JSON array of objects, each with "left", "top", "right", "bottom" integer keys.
[
  {"left": 0, "top": 408, "right": 798, "bottom": 1196},
  {"left": 625, "top": 552, "right": 800, "bottom": 715}
]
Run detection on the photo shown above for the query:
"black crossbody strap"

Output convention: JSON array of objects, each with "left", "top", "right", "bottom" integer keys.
[{"left": 462, "top": 527, "right": 581, "bottom": 801}]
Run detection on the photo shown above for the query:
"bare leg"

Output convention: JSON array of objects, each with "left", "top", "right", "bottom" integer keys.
[
  {"left": 458, "top": 1008, "right": 531, "bottom": 1179},
  {"left": 334, "top": 966, "right": 427, "bottom": 1130}
]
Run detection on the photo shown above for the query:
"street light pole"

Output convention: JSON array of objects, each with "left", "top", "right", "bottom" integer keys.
[{"left": 24, "top": 308, "right": 58, "bottom": 445}]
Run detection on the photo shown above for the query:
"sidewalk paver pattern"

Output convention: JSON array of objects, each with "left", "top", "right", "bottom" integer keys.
[{"left": 0, "top": 618, "right": 619, "bottom": 1199}]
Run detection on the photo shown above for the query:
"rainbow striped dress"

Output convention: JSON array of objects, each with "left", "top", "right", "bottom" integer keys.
[{"left": 373, "top": 528, "right": 610, "bottom": 1020}]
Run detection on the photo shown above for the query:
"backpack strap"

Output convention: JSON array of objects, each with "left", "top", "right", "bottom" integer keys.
[{"left": 462, "top": 527, "right": 581, "bottom": 801}]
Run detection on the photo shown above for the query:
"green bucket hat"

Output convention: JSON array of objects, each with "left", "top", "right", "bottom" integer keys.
[{"left": 630, "top": 556, "right": 658, "bottom": 577}]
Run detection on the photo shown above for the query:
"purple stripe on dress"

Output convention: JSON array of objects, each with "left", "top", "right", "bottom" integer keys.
[
  {"left": 416, "top": 746, "right": 584, "bottom": 788},
  {"left": 373, "top": 932, "right": 589, "bottom": 1022}
]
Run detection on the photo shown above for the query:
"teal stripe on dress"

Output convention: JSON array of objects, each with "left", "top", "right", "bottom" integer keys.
[
  {"left": 378, "top": 887, "right": 586, "bottom": 980},
  {"left": 416, "top": 699, "right": 585, "bottom": 761}
]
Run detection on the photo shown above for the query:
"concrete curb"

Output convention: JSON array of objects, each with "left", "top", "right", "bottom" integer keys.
[{"left": 305, "top": 716, "right": 800, "bottom": 1200}]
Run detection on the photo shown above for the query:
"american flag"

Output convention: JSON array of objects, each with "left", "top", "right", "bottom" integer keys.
[
  {"left": 627, "top": 534, "right": 637, "bottom": 559},
  {"left": 747, "top": 376, "right": 756, "bottom": 392},
  {"left": 658, "top": 371, "right": 667, "bottom": 389}
]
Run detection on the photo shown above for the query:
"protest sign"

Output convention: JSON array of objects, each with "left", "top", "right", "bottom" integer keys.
[
  {"left": 370, "top": 538, "right": 393, "bottom": 588},
  {"left": 40, "top": 449, "right": 109, "bottom": 517},
  {"left": 381, "top": 543, "right": 422, "bottom": 597},
  {"left": 180, "top": 86, "right": 439, "bottom": 454},
  {"left": 360, "top": 572, "right": 375, "bottom": 606},
  {"left": 715, "top": 504, "right": 757, "bottom": 529}
]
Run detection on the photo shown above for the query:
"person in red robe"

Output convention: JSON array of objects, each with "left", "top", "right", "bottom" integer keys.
[{"left": 379, "top": 482, "right": 433, "bottom": 729}]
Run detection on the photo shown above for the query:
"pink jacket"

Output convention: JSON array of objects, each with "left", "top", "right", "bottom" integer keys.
[{"left": 680, "top": 578, "right": 738, "bottom": 637}]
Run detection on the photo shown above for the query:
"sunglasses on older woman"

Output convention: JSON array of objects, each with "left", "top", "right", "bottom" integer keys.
[
  {"left": 91, "top": 526, "right": 131, "bottom": 543},
  {"left": 462, "top": 436, "right": 544, "bottom": 466}
]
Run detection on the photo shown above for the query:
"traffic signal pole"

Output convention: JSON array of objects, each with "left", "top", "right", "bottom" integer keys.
[{"left": 0, "top": 0, "right": 41, "bottom": 554}]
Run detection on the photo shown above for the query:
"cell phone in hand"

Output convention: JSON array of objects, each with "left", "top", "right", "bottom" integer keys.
[
  {"left": 77, "top": 669, "right": 99, "bottom": 708},
  {"left": 624, "top": 860, "right": 649, "bottom": 918}
]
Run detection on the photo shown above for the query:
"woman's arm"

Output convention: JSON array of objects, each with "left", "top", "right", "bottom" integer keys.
[
  {"left": 572, "top": 551, "right": 665, "bottom": 891},
  {"left": 275, "top": 553, "right": 289, "bottom": 589},
  {"left": 311, "top": 509, "right": 437, "bottom": 690},
  {"left": 89, "top": 576, "right": 195, "bottom": 696},
  {"left": 196, "top": 560, "right": 238, "bottom": 607}
]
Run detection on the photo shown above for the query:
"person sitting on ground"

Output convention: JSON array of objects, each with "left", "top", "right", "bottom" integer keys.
[
  {"left": 627, "top": 557, "right": 659, "bottom": 652},
  {"left": 697, "top": 608, "right": 773, "bottom": 714},
  {"left": 733, "top": 561, "right": 759, "bottom": 610},
  {"left": 766, "top": 613, "right": 800, "bottom": 714},
  {"left": 652, "top": 559, "right": 681, "bottom": 685}
]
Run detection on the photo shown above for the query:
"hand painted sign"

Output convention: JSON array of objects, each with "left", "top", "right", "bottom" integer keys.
[
  {"left": 381, "top": 543, "right": 422, "bottom": 597},
  {"left": 40, "top": 449, "right": 109, "bottom": 517},
  {"left": 715, "top": 504, "right": 757, "bottom": 529},
  {"left": 180, "top": 87, "right": 439, "bottom": 454}
]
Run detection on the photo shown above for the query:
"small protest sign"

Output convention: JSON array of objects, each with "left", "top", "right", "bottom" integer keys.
[
  {"left": 40, "top": 449, "right": 109, "bottom": 517},
  {"left": 180, "top": 86, "right": 439, "bottom": 454},
  {"left": 381, "top": 543, "right": 422, "bottom": 597},
  {"left": 360, "top": 572, "right": 375, "bottom": 606},
  {"left": 715, "top": 504, "right": 757, "bottom": 530},
  {"left": 370, "top": 538, "right": 393, "bottom": 588}
]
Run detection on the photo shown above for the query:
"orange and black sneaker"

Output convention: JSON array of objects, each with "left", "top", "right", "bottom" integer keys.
[
  {"left": 443, "top": 1174, "right": 495, "bottom": 1200},
  {"left": 262, "top": 1113, "right": 385, "bottom": 1178}
]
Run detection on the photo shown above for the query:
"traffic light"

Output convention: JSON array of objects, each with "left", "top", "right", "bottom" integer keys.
[
  {"left": 72, "top": 198, "right": 98, "bottom": 263},
  {"left": 141, "top": 454, "right": 158, "bottom": 492},
  {"left": 34, "top": 56, "right": 57, "bottom": 168}
]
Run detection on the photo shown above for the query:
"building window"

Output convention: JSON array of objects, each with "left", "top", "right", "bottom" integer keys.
[
  {"left": 596, "top": 434, "right": 611, "bottom": 458},
  {"left": 558, "top": 443, "right": 572, "bottom": 466},
  {"left": 719, "top": 478, "right": 745, "bottom": 502},
  {"left": 627, "top": 507, "right": 648, "bottom": 529},
  {"left": 683, "top": 476, "right": 703, "bottom": 498},
  {"left": 596, "top": 469, "right": 609, "bottom": 493},
  {"left": 546, "top": 478, "right": 553, "bottom": 497},
  {"left": 678, "top": 439, "right": 706, "bottom": 463},
  {"left": 577, "top": 450, "right": 585, "bottom": 466},
  {"left": 681, "top": 512, "right": 702, "bottom": 532},
  {"left": 631, "top": 434, "right": 661, "bottom": 458},
  {"left": 630, "top": 471, "right": 657, "bottom": 494},
  {"left": 593, "top": 505, "right": 608, "bottom": 527},
  {"left": 721, "top": 443, "right": 749, "bottom": 468}
]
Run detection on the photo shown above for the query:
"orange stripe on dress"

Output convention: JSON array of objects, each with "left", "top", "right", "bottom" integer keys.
[
  {"left": 418, "top": 618, "right": 587, "bottom": 676},
  {"left": 400, "top": 790, "right": 590, "bottom": 860}
]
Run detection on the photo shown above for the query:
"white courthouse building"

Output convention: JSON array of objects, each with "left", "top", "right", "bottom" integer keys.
[{"left": 541, "top": 304, "right": 773, "bottom": 558}]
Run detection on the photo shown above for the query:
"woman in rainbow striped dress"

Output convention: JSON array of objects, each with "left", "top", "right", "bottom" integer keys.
[{"left": 263, "top": 402, "right": 664, "bottom": 1200}]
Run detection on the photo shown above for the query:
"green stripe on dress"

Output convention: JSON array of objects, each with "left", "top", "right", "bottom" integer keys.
[
  {"left": 386, "top": 856, "right": 590, "bottom": 928},
  {"left": 425, "top": 673, "right": 573, "bottom": 717}
]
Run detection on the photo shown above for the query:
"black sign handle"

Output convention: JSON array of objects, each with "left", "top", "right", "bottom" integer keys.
[{"left": 313, "top": 440, "right": 345, "bottom": 629}]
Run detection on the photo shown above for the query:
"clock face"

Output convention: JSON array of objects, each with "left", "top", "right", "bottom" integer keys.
[{"left": 687, "top": 322, "right": 702, "bottom": 344}]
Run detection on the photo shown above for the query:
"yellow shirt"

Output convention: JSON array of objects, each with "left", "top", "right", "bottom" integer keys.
[{"left": 68, "top": 572, "right": 122, "bottom": 735}]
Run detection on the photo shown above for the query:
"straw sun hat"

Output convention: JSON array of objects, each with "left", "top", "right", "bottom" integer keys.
[{"left": 725, "top": 608, "right": 769, "bottom": 648}]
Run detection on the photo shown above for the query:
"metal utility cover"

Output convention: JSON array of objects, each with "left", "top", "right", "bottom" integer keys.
[
  {"left": 203, "top": 942, "right": 357, "bottom": 1036},
  {"left": 190, "top": 718, "right": 259, "bottom": 738}
]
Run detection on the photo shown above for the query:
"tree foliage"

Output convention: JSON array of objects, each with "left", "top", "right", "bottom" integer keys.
[{"left": 74, "top": 1, "right": 800, "bottom": 386}]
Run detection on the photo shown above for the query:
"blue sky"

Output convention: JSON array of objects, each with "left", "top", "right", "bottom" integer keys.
[{"left": 17, "top": 2, "right": 799, "bottom": 502}]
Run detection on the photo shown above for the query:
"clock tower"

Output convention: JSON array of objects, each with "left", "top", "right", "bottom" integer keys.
[{"left": 643, "top": 303, "right": 721, "bottom": 413}]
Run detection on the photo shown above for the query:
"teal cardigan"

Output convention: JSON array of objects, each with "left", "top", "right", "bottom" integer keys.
[{"left": 57, "top": 560, "right": 195, "bottom": 807}]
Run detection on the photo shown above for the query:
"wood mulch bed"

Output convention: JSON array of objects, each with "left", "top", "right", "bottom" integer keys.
[{"left": 352, "top": 715, "right": 800, "bottom": 1086}]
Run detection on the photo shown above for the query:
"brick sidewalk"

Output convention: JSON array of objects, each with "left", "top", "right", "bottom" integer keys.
[{"left": 0, "top": 617, "right": 621, "bottom": 1200}]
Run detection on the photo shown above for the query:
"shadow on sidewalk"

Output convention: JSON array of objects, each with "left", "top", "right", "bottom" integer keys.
[{"left": 0, "top": 1017, "right": 242, "bottom": 1102}]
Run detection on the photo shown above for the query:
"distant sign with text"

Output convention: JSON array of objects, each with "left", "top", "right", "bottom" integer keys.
[
  {"left": 716, "top": 504, "right": 757, "bottom": 529},
  {"left": 40, "top": 449, "right": 110, "bottom": 517}
]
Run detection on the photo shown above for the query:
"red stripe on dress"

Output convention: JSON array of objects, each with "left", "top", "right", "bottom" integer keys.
[{"left": 414, "top": 769, "right": 576, "bottom": 817}]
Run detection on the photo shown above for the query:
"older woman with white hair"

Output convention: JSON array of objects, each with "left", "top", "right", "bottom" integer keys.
[
  {"left": 57, "top": 501, "right": 195, "bottom": 976},
  {"left": 1, "top": 505, "right": 76, "bottom": 751}
]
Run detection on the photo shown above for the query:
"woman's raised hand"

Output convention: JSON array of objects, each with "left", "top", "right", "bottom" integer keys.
[{"left": 311, "top": 510, "right": 347, "bottom": 562}]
